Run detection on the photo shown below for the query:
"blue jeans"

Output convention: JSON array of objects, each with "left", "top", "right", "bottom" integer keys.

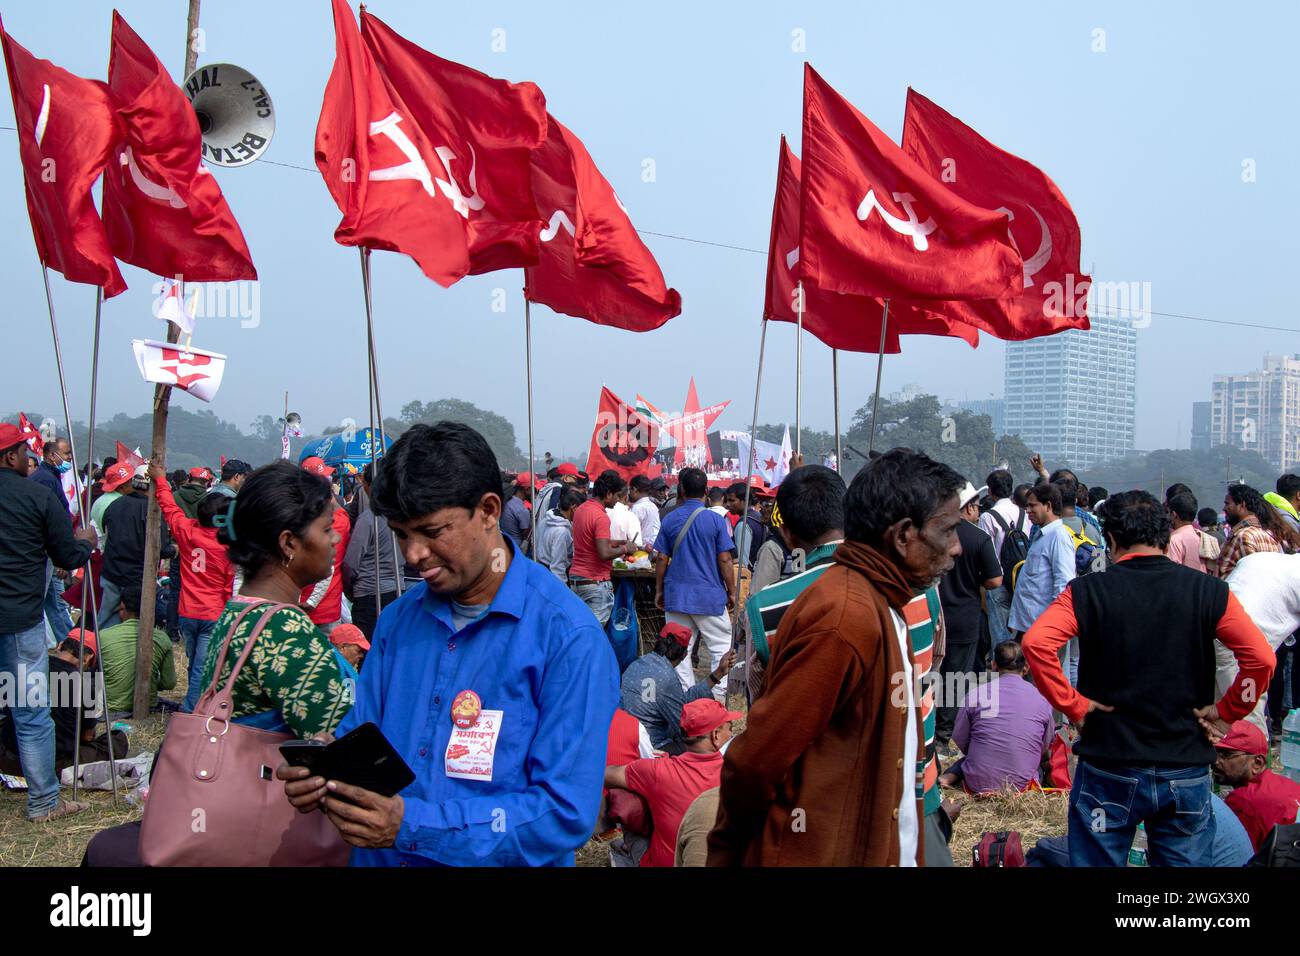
[
  {"left": 98, "top": 578, "right": 123, "bottom": 629},
  {"left": 572, "top": 581, "right": 614, "bottom": 626},
  {"left": 0, "top": 621, "right": 60, "bottom": 817},
  {"left": 1068, "top": 759, "right": 1215, "bottom": 867},
  {"left": 179, "top": 616, "right": 217, "bottom": 713},
  {"left": 986, "top": 587, "right": 1014, "bottom": 650},
  {"left": 43, "top": 568, "right": 72, "bottom": 648}
]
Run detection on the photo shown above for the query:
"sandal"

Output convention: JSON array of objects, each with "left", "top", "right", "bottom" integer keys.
[{"left": 29, "top": 800, "right": 88, "bottom": 823}]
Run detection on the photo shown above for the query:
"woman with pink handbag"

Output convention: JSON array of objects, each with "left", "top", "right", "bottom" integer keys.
[{"left": 83, "top": 461, "right": 356, "bottom": 867}]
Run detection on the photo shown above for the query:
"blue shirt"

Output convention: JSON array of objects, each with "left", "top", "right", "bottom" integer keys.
[
  {"left": 654, "top": 499, "right": 733, "bottom": 616},
  {"left": 500, "top": 496, "right": 531, "bottom": 547},
  {"left": 337, "top": 535, "right": 619, "bottom": 866},
  {"left": 1008, "top": 518, "right": 1076, "bottom": 632},
  {"left": 620, "top": 652, "right": 714, "bottom": 748}
]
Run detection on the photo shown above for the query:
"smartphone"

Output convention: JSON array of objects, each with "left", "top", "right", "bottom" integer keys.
[{"left": 279, "top": 723, "right": 414, "bottom": 798}]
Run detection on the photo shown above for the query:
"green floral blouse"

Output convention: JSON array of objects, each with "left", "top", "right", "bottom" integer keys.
[{"left": 198, "top": 599, "right": 354, "bottom": 738}]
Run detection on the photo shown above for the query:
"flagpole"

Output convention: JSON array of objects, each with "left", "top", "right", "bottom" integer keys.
[
  {"left": 41, "top": 274, "right": 119, "bottom": 805},
  {"left": 133, "top": 0, "right": 203, "bottom": 722},
  {"left": 359, "top": 248, "right": 383, "bottom": 624},
  {"left": 358, "top": 249, "right": 402, "bottom": 599},
  {"left": 739, "top": 317, "right": 770, "bottom": 591},
  {"left": 794, "top": 280, "right": 803, "bottom": 457},
  {"left": 70, "top": 286, "right": 119, "bottom": 805},
  {"left": 524, "top": 289, "right": 537, "bottom": 554},
  {"left": 867, "top": 298, "right": 890, "bottom": 455},
  {"left": 832, "top": 347, "right": 841, "bottom": 473}
]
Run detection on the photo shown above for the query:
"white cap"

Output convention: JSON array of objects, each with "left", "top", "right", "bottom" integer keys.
[
  {"left": 958, "top": 481, "right": 980, "bottom": 509},
  {"left": 133, "top": 464, "right": 150, "bottom": 478}
]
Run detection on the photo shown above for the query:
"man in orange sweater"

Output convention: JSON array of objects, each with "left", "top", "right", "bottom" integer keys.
[{"left": 708, "top": 449, "right": 964, "bottom": 866}]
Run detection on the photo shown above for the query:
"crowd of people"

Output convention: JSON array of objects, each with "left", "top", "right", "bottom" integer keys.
[{"left": 1, "top": 414, "right": 1299, "bottom": 868}]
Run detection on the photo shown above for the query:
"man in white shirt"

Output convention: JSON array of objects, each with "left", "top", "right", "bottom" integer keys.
[
  {"left": 978, "top": 469, "right": 1031, "bottom": 646},
  {"left": 630, "top": 476, "right": 662, "bottom": 556},
  {"left": 608, "top": 488, "right": 643, "bottom": 551},
  {"left": 1223, "top": 551, "right": 1300, "bottom": 735}
]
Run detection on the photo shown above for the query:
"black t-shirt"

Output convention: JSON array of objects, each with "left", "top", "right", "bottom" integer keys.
[
  {"left": 939, "top": 520, "right": 1003, "bottom": 644},
  {"left": 1, "top": 656, "right": 98, "bottom": 759}
]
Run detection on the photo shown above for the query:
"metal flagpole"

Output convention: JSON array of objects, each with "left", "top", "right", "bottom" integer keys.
[
  {"left": 41, "top": 273, "right": 120, "bottom": 805},
  {"left": 794, "top": 280, "right": 803, "bottom": 457},
  {"left": 867, "top": 299, "right": 890, "bottom": 456},
  {"left": 524, "top": 292, "right": 537, "bottom": 555},
  {"left": 739, "top": 318, "right": 770, "bottom": 590},
  {"left": 361, "top": 252, "right": 405, "bottom": 598},
  {"left": 359, "top": 249, "right": 384, "bottom": 625},
  {"left": 832, "top": 347, "right": 842, "bottom": 473}
]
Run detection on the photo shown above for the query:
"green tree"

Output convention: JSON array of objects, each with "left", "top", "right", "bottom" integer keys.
[
  {"left": 396, "top": 398, "right": 525, "bottom": 468},
  {"left": 1079, "top": 446, "right": 1278, "bottom": 512}
]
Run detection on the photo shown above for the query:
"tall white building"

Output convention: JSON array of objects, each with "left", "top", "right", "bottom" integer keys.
[
  {"left": 1210, "top": 354, "right": 1300, "bottom": 473},
  {"left": 1002, "top": 315, "right": 1138, "bottom": 469}
]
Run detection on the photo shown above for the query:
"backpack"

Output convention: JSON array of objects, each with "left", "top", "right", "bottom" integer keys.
[
  {"left": 1247, "top": 824, "right": 1300, "bottom": 867},
  {"left": 987, "top": 508, "right": 1031, "bottom": 594},
  {"left": 972, "top": 831, "right": 1025, "bottom": 867},
  {"left": 1066, "top": 523, "right": 1106, "bottom": 576}
]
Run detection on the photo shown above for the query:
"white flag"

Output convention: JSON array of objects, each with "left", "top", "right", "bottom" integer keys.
[
  {"left": 736, "top": 433, "right": 785, "bottom": 485},
  {"left": 772, "top": 425, "right": 793, "bottom": 486},
  {"left": 153, "top": 278, "right": 197, "bottom": 336},
  {"left": 132, "top": 339, "right": 227, "bottom": 403}
]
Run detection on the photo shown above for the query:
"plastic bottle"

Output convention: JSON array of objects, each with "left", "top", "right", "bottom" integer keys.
[
  {"left": 1282, "top": 709, "right": 1300, "bottom": 783},
  {"left": 1127, "top": 823, "right": 1148, "bottom": 867}
]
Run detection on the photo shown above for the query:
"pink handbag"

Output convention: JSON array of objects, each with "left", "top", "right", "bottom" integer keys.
[{"left": 139, "top": 601, "right": 351, "bottom": 867}]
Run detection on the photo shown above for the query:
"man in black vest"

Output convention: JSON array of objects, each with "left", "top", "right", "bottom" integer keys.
[{"left": 1023, "top": 490, "right": 1274, "bottom": 867}]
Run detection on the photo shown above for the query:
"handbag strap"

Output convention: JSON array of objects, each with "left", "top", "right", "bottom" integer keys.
[
  {"left": 195, "top": 600, "right": 297, "bottom": 721},
  {"left": 671, "top": 504, "right": 706, "bottom": 555}
]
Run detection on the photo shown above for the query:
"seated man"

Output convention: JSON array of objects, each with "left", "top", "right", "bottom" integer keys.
[
  {"left": 620, "top": 623, "right": 733, "bottom": 753},
  {"left": 1213, "top": 720, "right": 1300, "bottom": 852},
  {"left": 0, "top": 630, "right": 128, "bottom": 774},
  {"left": 938, "top": 640, "right": 1054, "bottom": 794},
  {"left": 97, "top": 586, "right": 176, "bottom": 715},
  {"left": 604, "top": 698, "right": 739, "bottom": 868},
  {"left": 328, "top": 623, "right": 370, "bottom": 671}
]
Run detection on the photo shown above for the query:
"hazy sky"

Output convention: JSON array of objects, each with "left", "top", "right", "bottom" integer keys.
[{"left": 3, "top": 1, "right": 1296, "bottom": 464}]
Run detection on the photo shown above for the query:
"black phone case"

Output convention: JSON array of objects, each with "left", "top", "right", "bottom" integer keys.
[{"left": 312, "top": 722, "right": 416, "bottom": 797}]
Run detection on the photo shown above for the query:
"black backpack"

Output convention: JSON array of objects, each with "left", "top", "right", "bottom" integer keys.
[{"left": 987, "top": 508, "right": 1031, "bottom": 594}]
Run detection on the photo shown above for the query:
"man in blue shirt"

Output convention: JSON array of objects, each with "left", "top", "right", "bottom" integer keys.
[
  {"left": 653, "top": 468, "right": 736, "bottom": 699},
  {"left": 621, "top": 622, "right": 733, "bottom": 751},
  {"left": 1008, "top": 481, "right": 1076, "bottom": 636},
  {"left": 279, "top": 422, "right": 618, "bottom": 866},
  {"left": 500, "top": 472, "right": 533, "bottom": 552}
]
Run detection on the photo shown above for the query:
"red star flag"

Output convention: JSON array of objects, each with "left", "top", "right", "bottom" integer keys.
[{"left": 132, "top": 339, "right": 226, "bottom": 403}]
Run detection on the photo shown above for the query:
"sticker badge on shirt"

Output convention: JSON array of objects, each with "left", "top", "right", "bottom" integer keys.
[
  {"left": 445, "top": 708, "right": 503, "bottom": 782},
  {"left": 451, "top": 689, "right": 481, "bottom": 729}
]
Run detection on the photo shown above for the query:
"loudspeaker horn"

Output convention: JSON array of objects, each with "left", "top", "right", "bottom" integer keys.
[{"left": 183, "top": 63, "right": 274, "bottom": 168}]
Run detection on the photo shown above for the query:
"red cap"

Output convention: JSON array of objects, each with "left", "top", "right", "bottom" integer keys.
[
  {"left": 189, "top": 466, "right": 213, "bottom": 481},
  {"left": 660, "top": 622, "right": 692, "bottom": 648},
  {"left": 680, "top": 698, "right": 743, "bottom": 737},
  {"left": 556, "top": 462, "right": 579, "bottom": 477},
  {"left": 1213, "top": 720, "right": 1268, "bottom": 756},
  {"left": 68, "top": 627, "right": 97, "bottom": 656},
  {"left": 301, "top": 456, "right": 336, "bottom": 478},
  {"left": 0, "top": 423, "right": 23, "bottom": 449},
  {"left": 329, "top": 623, "right": 371, "bottom": 652},
  {"left": 101, "top": 461, "right": 134, "bottom": 492}
]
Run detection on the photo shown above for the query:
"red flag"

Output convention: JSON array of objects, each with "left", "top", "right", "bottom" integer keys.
[
  {"left": 766, "top": 138, "right": 977, "bottom": 350},
  {"left": 114, "top": 441, "right": 145, "bottom": 469},
  {"left": 361, "top": 10, "right": 547, "bottom": 275},
  {"left": 18, "top": 413, "right": 44, "bottom": 457},
  {"left": 100, "top": 12, "right": 255, "bottom": 282},
  {"left": 901, "top": 89, "right": 1090, "bottom": 339},
  {"left": 0, "top": 21, "right": 126, "bottom": 296},
  {"left": 585, "top": 386, "right": 662, "bottom": 482},
  {"left": 799, "top": 65, "right": 1021, "bottom": 303},
  {"left": 525, "top": 115, "right": 680, "bottom": 332},
  {"left": 315, "top": 0, "right": 470, "bottom": 285}
]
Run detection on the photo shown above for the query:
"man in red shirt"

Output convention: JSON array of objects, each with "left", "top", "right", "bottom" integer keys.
[
  {"left": 299, "top": 457, "right": 352, "bottom": 635},
  {"left": 569, "top": 471, "right": 632, "bottom": 625},
  {"left": 1214, "top": 720, "right": 1300, "bottom": 851},
  {"left": 148, "top": 459, "right": 234, "bottom": 713},
  {"left": 604, "top": 698, "right": 740, "bottom": 867}
]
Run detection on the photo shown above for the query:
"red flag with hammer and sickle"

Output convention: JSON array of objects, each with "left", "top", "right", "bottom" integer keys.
[{"left": 799, "top": 64, "right": 1021, "bottom": 303}]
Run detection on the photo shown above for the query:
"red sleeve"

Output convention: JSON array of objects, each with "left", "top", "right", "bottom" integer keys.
[
  {"left": 594, "top": 508, "right": 611, "bottom": 542},
  {"left": 154, "top": 480, "right": 194, "bottom": 548},
  {"left": 1214, "top": 591, "right": 1276, "bottom": 722},
  {"left": 1021, "top": 587, "right": 1092, "bottom": 724},
  {"left": 623, "top": 757, "right": 662, "bottom": 800}
]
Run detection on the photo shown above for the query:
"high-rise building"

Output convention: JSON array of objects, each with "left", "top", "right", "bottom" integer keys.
[
  {"left": 1002, "top": 315, "right": 1138, "bottom": 469},
  {"left": 953, "top": 398, "right": 1005, "bottom": 437},
  {"left": 1190, "top": 401, "right": 1211, "bottom": 451},
  {"left": 1210, "top": 354, "right": 1300, "bottom": 472}
]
